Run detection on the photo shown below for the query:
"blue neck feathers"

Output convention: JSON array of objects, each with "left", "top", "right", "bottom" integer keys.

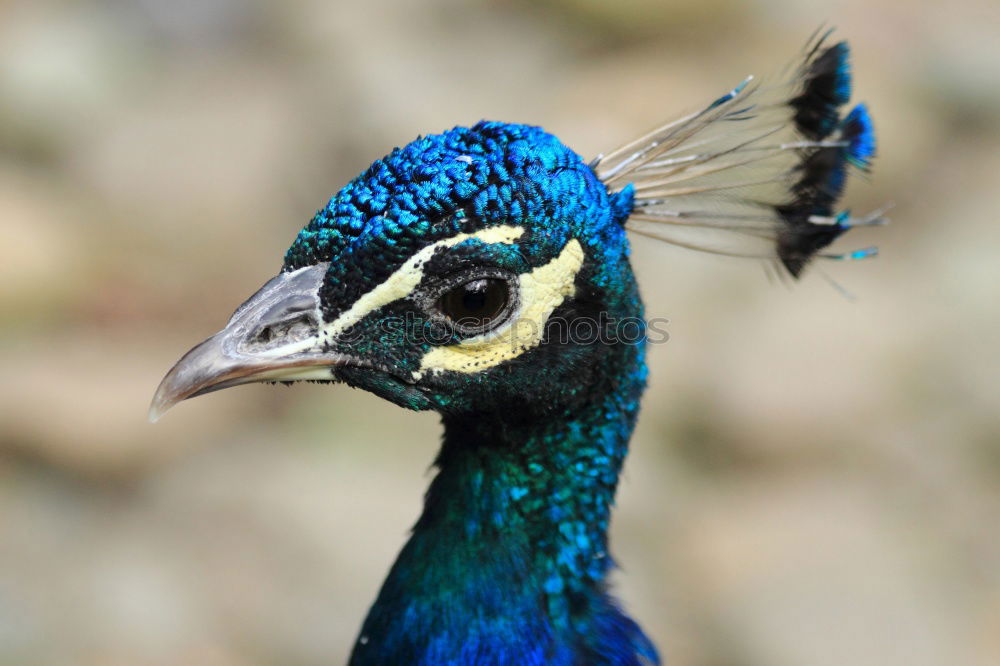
[{"left": 349, "top": 273, "right": 658, "bottom": 666}]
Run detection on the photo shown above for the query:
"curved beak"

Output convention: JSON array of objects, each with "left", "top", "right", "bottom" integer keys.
[{"left": 149, "top": 263, "right": 349, "bottom": 422}]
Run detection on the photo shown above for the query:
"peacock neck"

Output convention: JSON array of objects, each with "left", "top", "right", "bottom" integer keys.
[{"left": 349, "top": 324, "right": 658, "bottom": 665}]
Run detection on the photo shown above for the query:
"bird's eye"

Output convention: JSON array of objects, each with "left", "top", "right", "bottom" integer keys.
[{"left": 438, "top": 278, "right": 511, "bottom": 332}]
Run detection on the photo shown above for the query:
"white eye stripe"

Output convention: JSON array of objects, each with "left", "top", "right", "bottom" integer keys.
[
  {"left": 415, "top": 238, "right": 584, "bottom": 377},
  {"left": 317, "top": 225, "right": 526, "bottom": 342}
]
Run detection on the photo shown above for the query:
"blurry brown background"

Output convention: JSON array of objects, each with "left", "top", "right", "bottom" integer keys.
[{"left": 1, "top": 1, "right": 998, "bottom": 664}]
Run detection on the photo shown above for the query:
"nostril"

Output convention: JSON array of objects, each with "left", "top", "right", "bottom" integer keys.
[
  {"left": 285, "top": 317, "right": 314, "bottom": 340},
  {"left": 252, "top": 315, "right": 316, "bottom": 349}
]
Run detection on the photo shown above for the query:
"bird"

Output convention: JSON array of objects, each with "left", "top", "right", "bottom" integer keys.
[{"left": 150, "top": 31, "right": 879, "bottom": 666}]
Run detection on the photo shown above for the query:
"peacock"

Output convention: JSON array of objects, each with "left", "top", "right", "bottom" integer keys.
[{"left": 150, "top": 32, "right": 879, "bottom": 666}]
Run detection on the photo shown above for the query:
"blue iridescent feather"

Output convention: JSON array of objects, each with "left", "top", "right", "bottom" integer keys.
[{"left": 843, "top": 103, "right": 877, "bottom": 169}]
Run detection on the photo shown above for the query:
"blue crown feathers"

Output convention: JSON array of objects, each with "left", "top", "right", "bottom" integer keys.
[{"left": 286, "top": 31, "right": 880, "bottom": 284}]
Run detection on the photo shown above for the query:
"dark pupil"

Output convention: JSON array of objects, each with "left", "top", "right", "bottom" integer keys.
[{"left": 440, "top": 278, "right": 509, "bottom": 327}]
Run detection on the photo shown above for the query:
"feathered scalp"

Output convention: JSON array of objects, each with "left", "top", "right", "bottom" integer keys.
[{"left": 593, "top": 30, "right": 883, "bottom": 278}]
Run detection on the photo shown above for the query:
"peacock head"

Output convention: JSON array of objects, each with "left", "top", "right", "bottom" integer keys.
[
  {"left": 152, "top": 37, "right": 881, "bottom": 423},
  {"left": 150, "top": 122, "right": 642, "bottom": 421}
]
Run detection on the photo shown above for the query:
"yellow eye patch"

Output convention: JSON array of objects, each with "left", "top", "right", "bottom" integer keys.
[{"left": 416, "top": 238, "right": 584, "bottom": 377}]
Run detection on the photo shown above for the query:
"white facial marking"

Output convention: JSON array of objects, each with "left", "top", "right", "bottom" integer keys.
[
  {"left": 416, "top": 238, "right": 585, "bottom": 377},
  {"left": 318, "top": 225, "right": 525, "bottom": 342}
]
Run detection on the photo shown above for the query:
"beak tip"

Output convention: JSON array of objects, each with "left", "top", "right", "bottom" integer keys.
[
  {"left": 148, "top": 375, "right": 182, "bottom": 424},
  {"left": 147, "top": 392, "right": 172, "bottom": 423}
]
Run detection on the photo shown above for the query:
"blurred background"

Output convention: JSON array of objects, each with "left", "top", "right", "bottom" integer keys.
[{"left": 1, "top": 0, "right": 998, "bottom": 664}]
